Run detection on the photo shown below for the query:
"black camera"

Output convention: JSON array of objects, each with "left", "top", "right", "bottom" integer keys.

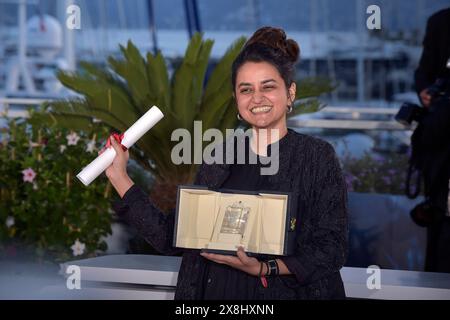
[
  {"left": 395, "top": 102, "right": 427, "bottom": 126},
  {"left": 395, "top": 76, "right": 450, "bottom": 126}
]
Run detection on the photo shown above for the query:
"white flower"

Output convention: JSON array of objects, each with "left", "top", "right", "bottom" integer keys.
[
  {"left": 66, "top": 132, "right": 80, "bottom": 146},
  {"left": 5, "top": 216, "right": 15, "bottom": 229},
  {"left": 33, "top": 182, "right": 38, "bottom": 190},
  {"left": 59, "top": 145, "right": 67, "bottom": 153},
  {"left": 70, "top": 239, "right": 86, "bottom": 256},
  {"left": 86, "top": 140, "right": 96, "bottom": 153}
]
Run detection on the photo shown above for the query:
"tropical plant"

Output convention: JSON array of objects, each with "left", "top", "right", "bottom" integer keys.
[{"left": 31, "top": 33, "right": 334, "bottom": 212}]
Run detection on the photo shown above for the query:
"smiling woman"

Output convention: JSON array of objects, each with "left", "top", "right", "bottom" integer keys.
[
  {"left": 234, "top": 62, "right": 295, "bottom": 132},
  {"left": 108, "top": 26, "right": 348, "bottom": 300},
  {"left": 232, "top": 27, "right": 298, "bottom": 139}
]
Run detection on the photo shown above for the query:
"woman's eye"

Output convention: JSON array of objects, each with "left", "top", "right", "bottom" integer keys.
[
  {"left": 263, "top": 86, "right": 275, "bottom": 90},
  {"left": 240, "top": 88, "right": 252, "bottom": 94}
]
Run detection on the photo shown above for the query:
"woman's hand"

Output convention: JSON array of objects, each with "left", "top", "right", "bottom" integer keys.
[
  {"left": 100, "top": 135, "right": 134, "bottom": 198},
  {"left": 102, "top": 136, "right": 129, "bottom": 180},
  {"left": 200, "top": 247, "right": 262, "bottom": 276}
]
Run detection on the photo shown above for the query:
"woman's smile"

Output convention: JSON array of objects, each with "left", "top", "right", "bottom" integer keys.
[{"left": 250, "top": 105, "right": 273, "bottom": 114}]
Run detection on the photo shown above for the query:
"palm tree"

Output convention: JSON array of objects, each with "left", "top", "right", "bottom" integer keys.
[{"left": 31, "top": 33, "right": 334, "bottom": 212}]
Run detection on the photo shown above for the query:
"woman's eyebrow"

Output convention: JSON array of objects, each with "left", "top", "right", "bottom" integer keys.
[
  {"left": 261, "top": 79, "right": 276, "bottom": 84},
  {"left": 238, "top": 79, "right": 276, "bottom": 87}
]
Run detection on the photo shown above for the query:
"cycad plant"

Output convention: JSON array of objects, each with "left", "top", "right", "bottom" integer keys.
[{"left": 32, "top": 33, "right": 334, "bottom": 212}]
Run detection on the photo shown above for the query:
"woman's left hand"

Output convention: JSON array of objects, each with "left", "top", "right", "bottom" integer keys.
[{"left": 200, "top": 246, "right": 261, "bottom": 276}]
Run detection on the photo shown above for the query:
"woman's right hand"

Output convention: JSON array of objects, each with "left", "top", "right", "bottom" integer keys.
[{"left": 100, "top": 135, "right": 134, "bottom": 197}]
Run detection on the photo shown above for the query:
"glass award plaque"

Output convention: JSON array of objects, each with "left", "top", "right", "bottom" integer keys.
[
  {"left": 220, "top": 201, "right": 251, "bottom": 237},
  {"left": 206, "top": 198, "right": 257, "bottom": 251}
]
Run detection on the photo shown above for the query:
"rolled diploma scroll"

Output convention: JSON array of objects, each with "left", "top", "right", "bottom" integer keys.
[{"left": 76, "top": 106, "right": 164, "bottom": 186}]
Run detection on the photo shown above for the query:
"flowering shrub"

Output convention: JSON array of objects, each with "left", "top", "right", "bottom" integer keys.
[
  {"left": 0, "top": 117, "right": 114, "bottom": 261},
  {"left": 341, "top": 151, "right": 410, "bottom": 195}
]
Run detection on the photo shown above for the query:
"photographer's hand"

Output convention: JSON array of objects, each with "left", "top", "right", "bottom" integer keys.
[{"left": 420, "top": 89, "right": 432, "bottom": 107}]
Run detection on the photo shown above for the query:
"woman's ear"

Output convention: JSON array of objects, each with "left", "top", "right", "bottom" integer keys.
[
  {"left": 288, "top": 82, "right": 297, "bottom": 104},
  {"left": 288, "top": 82, "right": 296, "bottom": 103}
]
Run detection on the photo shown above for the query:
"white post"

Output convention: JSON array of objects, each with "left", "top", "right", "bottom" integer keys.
[
  {"left": 356, "top": 0, "right": 365, "bottom": 104},
  {"left": 309, "top": 0, "right": 317, "bottom": 77},
  {"left": 18, "top": 0, "right": 36, "bottom": 94},
  {"left": 322, "top": 0, "right": 338, "bottom": 102}
]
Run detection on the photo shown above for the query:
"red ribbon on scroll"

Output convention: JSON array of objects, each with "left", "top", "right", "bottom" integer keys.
[{"left": 106, "top": 133, "right": 128, "bottom": 151}]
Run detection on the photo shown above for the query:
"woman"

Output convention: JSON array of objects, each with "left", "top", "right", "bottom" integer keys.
[{"left": 108, "top": 26, "right": 348, "bottom": 300}]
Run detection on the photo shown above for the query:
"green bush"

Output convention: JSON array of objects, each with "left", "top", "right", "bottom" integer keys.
[{"left": 0, "top": 117, "right": 113, "bottom": 261}]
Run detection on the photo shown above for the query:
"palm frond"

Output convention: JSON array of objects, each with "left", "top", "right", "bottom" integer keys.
[
  {"left": 296, "top": 77, "right": 336, "bottom": 100},
  {"left": 289, "top": 98, "right": 326, "bottom": 118},
  {"left": 171, "top": 33, "right": 213, "bottom": 129},
  {"left": 107, "top": 41, "right": 151, "bottom": 115},
  {"left": 200, "top": 36, "right": 246, "bottom": 131}
]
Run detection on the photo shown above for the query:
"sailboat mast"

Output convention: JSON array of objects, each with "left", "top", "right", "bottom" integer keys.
[
  {"left": 147, "top": 0, "right": 158, "bottom": 55},
  {"left": 356, "top": 0, "right": 365, "bottom": 103}
]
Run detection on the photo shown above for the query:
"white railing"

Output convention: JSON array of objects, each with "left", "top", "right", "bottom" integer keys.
[
  {"left": 320, "top": 106, "right": 399, "bottom": 115},
  {"left": 287, "top": 105, "right": 411, "bottom": 131},
  {"left": 0, "top": 97, "right": 49, "bottom": 118},
  {"left": 49, "top": 254, "right": 450, "bottom": 300},
  {"left": 0, "top": 97, "right": 412, "bottom": 131},
  {"left": 288, "top": 118, "right": 406, "bottom": 130}
]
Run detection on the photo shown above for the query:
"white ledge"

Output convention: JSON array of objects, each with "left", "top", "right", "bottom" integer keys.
[{"left": 56, "top": 254, "right": 450, "bottom": 300}]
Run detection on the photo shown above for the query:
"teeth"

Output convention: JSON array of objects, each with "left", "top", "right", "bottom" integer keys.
[{"left": 251, "top": 106, "right": 272, "bottom": 114}]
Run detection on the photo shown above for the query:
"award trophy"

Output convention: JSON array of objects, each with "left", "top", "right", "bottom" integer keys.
[
  {"left": 220, "top": 201, "right": 251, "bottom": 236},
  {"left": 205, "top": 199, "right": 255, "bottom": 251}
]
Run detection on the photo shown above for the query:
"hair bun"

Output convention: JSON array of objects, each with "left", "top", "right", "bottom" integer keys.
[
  {"left": 285, "top": 39, "right": 300, "bottom": 63},
  {"left": 245, "top": 26, "right": 300, "bottom": 63}
]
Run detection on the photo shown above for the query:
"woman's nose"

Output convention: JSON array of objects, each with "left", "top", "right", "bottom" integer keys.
[{"left": 252, "top": 91, "right": 264, "bottom": 103}]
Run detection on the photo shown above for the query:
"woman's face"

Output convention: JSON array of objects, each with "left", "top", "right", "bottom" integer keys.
[{"left": 234, "top": 61, "right": 296, "bottom": 131}]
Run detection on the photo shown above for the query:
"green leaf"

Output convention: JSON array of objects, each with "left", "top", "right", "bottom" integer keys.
[
  {"left": 171, "top": 33, "right": 213, "bottom": 129},
  {"left": 296, "top": 77, "right": 336, "bottom": 100}
]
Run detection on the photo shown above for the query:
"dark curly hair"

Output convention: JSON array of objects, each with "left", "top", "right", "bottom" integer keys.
[{"left": 231, "top": 26, "right": 300, "bottom": 91}]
